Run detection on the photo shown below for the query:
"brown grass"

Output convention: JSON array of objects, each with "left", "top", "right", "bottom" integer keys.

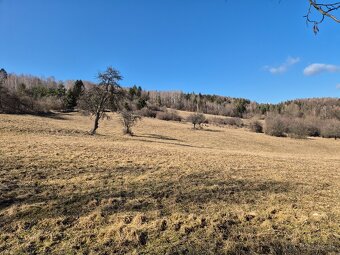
[{"left": 0, "top": 112, "right": 339, "bottom": 254}]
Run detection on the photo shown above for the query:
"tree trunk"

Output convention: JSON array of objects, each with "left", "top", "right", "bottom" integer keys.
[
  {"left": 127, "top": 126, "right": 132, "bottom": 136},
  {"left": 90, "top": 113, "right": 100, "bottom": 135}
]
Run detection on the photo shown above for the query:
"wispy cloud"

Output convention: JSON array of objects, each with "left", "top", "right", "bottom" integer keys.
[
  {"left": 264, "top": 57, "right": 300, "bottom": 74},
  {"left": 303, "top": 63, "right": 340, "bottom": 76},
  {"left": 336, "top": 84, "right": 340, "bottom": 89}
]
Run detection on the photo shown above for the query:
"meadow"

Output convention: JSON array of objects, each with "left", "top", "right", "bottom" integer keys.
[{"left": 0, "top": 112, "right": 339, "bottom": 254}]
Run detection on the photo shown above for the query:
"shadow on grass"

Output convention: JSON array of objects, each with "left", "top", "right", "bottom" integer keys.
[
  {"left": 199, "top": 128, "right": 223, "bottom": 133},
  {"left": 132, "top": 138, "right": 197, "bottom": 148},
  {"left": 31, "top": 111, "right": 70, "bottom": 120},
  {"left": 0, "top": 165, "right": 300, "bottom": 223},
  {"left": 134, "top": 133, "right": 183, "bottom": 142},
  {"left": 3, "top": 164, "right": 336, "bottom": 254}
]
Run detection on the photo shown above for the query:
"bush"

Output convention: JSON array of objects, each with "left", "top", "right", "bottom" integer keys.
[
  {"left": 249, "top": 120, "right": 263, "bottom": 133},
  {"left": 147, "top": 104, "right": 161, "bottom": 112},
  {"left": 187, "top": 113, "right": 206, "bottom": 129},
  {"left": 156, "top": 110, "right": 182, "bottom": 122},
  {"left": 138, "top": 107, "right": 157, "bottom": 118},
  {"left": 208, "top": 117, "right": 225, "bottom": 126},
  {"left": 287, "top": 118, "right": 309, "bottom": 139},
  {"left": 264, "top": 115, "right": 287, "bottom": 137},
  {"left": 208, "top": 117, "right": 243, "bottom": 127},
  {"left": 224, "top": 117, "right": 243, "bottom": 127},
  {"left": 320, "top": 119, "right": 340, "bottom": 139},
  {"left": 0, "top": 86, "right": 21, "bottom": 113},
  {"left": 304, "top": 118, "right": 321, "bottom": 137}
]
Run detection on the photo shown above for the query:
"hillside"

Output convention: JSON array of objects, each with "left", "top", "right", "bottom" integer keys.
[
  {"left": 1, "top": 70, "right": 339, "bottom": 120},
  {"left": 0, "top": 112, "right": 339, "bottom": 254}
]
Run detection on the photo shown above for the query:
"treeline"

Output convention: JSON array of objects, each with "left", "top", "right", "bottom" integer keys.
[
  {"left": 1, "top": 68, "right": 339, "bottom": 121},
  {"left": 0, "top": 68, "right": 97, "bottom": 113},
  {"left": 146, "top": 91, "right": 340, "bottom": 139},
  {"left": 0, "top": 68, "right": 339, "bottom": 139},
  {"left": 147, "top": 90, "right": 340, "bottom": 120}
]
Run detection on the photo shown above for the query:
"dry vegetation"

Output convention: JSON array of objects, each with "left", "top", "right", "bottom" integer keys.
[{"left": 0, "top": 112, "right": 339, "bottom": 254}]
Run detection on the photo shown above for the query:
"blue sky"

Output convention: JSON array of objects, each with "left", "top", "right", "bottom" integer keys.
[{"left": 0, "top": 0, "right": 339, "bottom": 103}]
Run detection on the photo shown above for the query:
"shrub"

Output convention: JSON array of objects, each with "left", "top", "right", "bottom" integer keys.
[
  {"left": 287, "top": 118, "right": 309, "bottom": 139},
  {"left": 187, "top": 113, "right": 206, "bottom": 129},
  {"left": 208, "top": 117, "right": 243, "bottom": 127},
  {"left": 156, "top": 110, "right": 182, "bottom": 122},
  {"left": 208, "top": 117, "right": 226, "bottom": 126},
  {"left": 138, "top": 107, "right": 157, "bottom": 118},
  {"left": 224, "top": 117, "right": 243, "bottom": 127},
  {"left": 320, "top": 119, "right": 340, "bottom": 139},
  {"left": 147, "top": 104, "right": 161, "bottom": 112},
  {"left": 304, "top": 118, "right": 321, "bottom": 137},
  {"left": 264, "top": 115, "right": 287, "bottom": 137},
  {"left": 0, "top": 87, "right": 21, "bottom": 113},
  {"left": 249, "top": 120, "right": 263, "bottom": 133}
]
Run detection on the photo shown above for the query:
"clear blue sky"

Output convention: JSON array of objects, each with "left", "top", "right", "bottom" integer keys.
[{"left": 0, "top": 0, "right": 339, "bottom": 103}]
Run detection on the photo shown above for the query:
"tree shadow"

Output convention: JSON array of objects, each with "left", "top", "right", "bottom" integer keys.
[
  {"left": 137, "top": 171, "right": 300, "bottom": 209},
  {"left": 132, "top": 138, "right": 196, "bottom": 148},
  {"left": 199, "top": 128, "right": 223, "bottom": 133},
  {"left": 0, "top": 163, "right": 302, "bottom": 231},
  {"left": 32, "top": 112, "right": 69, "bottom": 120},
  {"left": 134, "top": 133, "right": 183, "bottom": 142}
]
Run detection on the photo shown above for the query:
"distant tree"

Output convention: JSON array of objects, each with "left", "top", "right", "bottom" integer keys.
[
  {"left": 264, "top": 115, "right": 288, "bottom": 137},
  {"left": 120, "top": 109, "right": 141, "bottom": 136},
  {"left": 249, "top": 120, "right": 263, "bottom": 133},
  {"left": 287, "top": 118, "right": 309, "bottom": 139},
  {"left": 136, "top": 97, "right": 147, "bottom": 110},
  {"left": 233, "top": 98, "right": 250, "bottom": 118},
  {"left": 65, "top": 80, "right": 84, "bottom": 109},
  {"left": 128, "top": 85, "right": 138, "bottom": 98},
  {"left": 128, "top": 85, "right": 148, "bottom": 110},
  {"left": 78, "top": 67, "right": 123, "bottom": 135},
  {"left": 320, "top": 119, "right": 340, "bottom": 139},
  {"left": 56, "top": 83, "right": 66, "bottom": 98},
  {"left": 0, "top": 68, "right": 8, "bottom": 82},
  {"left": 187, "top": 113, "right": 206, "bottom": 129},
  {"left": 0, "top": 68, "right": 8, "bottom": 112}
]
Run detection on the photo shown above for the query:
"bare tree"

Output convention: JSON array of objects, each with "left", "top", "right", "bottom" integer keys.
[
  {"left": 0, "top": 68, "right": 8, "bottom": 112},
  {"left": 78, "top": 67, "right": 123, "bottom": 135},
  {"left": 120, "top": 109, "right": 141, "bottom": 136},
  {"left": 187, "top": 113, "right": 206, "bottom": 129},
  {"left": 305, "top": 1, "right": 340, "bottom": 34}
]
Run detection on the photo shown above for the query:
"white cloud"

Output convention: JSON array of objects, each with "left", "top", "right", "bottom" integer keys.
[
  {"left": 336, "top": 84, "right": 340, "bottom": 89},
  {"left": 303, "top": 63, "right": 340, "bottom": 76},
  {"left": 264, "top": 57, "right": 300, "bottom": 74}
]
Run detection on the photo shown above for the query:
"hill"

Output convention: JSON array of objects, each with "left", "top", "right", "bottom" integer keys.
[
  {"left": 1, "top": 70, "right": 339, "bottom": 120},
  {"left": 0, "top": 112, "right": 339, "bottom": 254}
]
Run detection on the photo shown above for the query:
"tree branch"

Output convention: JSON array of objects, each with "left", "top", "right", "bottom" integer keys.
[{"left": 305, "top": 0, "right": 340, "bottom": 34}]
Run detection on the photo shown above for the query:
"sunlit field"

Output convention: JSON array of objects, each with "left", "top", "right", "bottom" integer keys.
[{"left": 0, "top": 112, "right": 339, "bottom": 254}]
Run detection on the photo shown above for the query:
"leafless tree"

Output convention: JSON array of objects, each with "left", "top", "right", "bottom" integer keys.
[
  {"left": 187, "top": 113, "right": 206, "bottom": 129},
  {"left": 120, "top": 110, "right": 141, "bottom": 136},
  {"left": 305, "top": 0, "right": 340, "bottom": 34},
  {"left": 78, "top": 67, "right": 123, "bottom": 135}
]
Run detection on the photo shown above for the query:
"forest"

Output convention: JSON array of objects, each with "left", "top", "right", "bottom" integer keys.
[{"left": 0, "top": 67, "right": 339, "bottom": 139}]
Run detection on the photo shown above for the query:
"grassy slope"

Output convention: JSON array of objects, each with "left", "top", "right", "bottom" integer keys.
[{"left": 0, "top": 112, "right": 339, "bottom": 254}]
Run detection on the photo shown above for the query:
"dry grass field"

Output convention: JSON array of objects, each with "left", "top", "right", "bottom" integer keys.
[{"left": 0, "top": 112, "right": 339, "bottom": 254}]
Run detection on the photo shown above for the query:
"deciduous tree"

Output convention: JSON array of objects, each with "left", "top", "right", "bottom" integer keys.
[
  {"left": 120, "top": 109, "right": 141, "bottom": 136},
  {"left": 187, "top": 113, "right": 206, "bottom": 129},
  {"left": 78, "top": 67, "right": 123, "bottom": 135}
]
